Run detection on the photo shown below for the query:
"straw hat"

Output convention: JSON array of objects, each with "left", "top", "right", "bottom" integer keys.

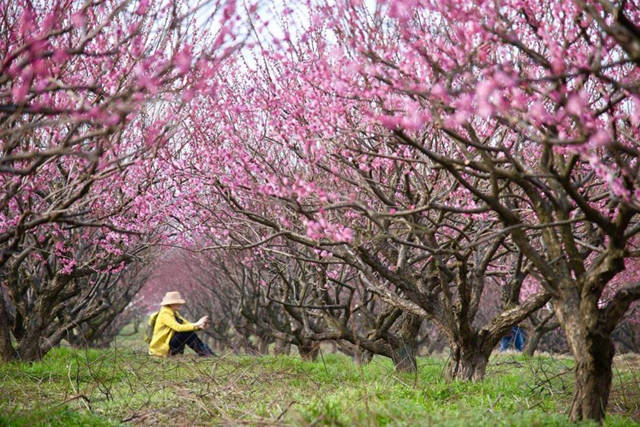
[{"left": 160, "top": 291, "right": 186, "bottom": 306}]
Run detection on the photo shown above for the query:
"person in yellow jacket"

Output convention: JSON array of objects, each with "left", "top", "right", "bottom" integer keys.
[{"left": 148, "top": 291, "right": 215, "bottom": 357}]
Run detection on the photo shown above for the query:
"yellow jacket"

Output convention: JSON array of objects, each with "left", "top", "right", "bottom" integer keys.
[{"left": 148, "top": 306, "right": 199, "bottom": 357}]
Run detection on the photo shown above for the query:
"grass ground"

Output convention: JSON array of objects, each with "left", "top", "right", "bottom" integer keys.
[{"left": 1, "top": 328, "right": 639, "bottom": 426}]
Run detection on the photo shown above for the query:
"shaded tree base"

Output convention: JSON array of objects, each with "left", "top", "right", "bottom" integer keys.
[{"left": 447, "top": 348, "right": 490, "bottom": 381}]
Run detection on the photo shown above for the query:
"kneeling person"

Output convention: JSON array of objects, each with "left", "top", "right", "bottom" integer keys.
[{"left": 148, "top": 291, "right": 215, "bottom": 357}]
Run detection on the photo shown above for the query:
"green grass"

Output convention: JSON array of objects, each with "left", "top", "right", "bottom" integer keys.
[{"left": 1, "top": 341, "right": 639, "bottom": 426}]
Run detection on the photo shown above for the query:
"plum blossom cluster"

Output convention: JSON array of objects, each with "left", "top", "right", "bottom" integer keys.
[{"left": 304, "top": 216, "right": 354, "bottom": 243}]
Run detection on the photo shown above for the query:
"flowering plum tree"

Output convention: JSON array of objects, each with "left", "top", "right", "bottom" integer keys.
[
  {"left": 176, "top": 15, "right": 550, "bottom": 380},
  {"left": 173, "top": 0, "right": 640, "bottom": 420},
  {"left": 187, "top": 242, "right": 426, "bottom": 367},
  {"left": 0, "top": 0, "right": 244, "bottom": 360},
  {"left": 63, "top": 252, "right": 156, "bottom": 349},
  {"left": 309, "top": 0, "right": 639, "bottom": 421},
  {"left": 3, "top": 0, "right": 638, "bottom": 422}
]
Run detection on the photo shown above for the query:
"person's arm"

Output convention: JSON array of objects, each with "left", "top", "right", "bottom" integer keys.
[
  {"left": 158, "top": 310, "right": 199, "bottom": 332},
  {"left": 180, "top": 312, "right": 209, "bottom": 328}
]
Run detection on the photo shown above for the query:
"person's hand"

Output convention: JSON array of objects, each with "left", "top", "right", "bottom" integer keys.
[{"left": 195, "top": 316, "right": 209, "bottom": 329}]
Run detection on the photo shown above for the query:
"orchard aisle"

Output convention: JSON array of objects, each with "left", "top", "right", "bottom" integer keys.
[{"left": 1, "top": 345, "right": 639, "bottom": 426}]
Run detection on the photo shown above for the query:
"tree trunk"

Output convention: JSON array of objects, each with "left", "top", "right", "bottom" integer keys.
[
  {"left": 523, "top": 321, "right": 560, "bottom": 356},
  {"left": 0, "top": 295, "right": 17, "bottom": 362},
  {"left": 132, "top": 318, "right": 140, "bottom": 334},
  {"left": 256, "top": 335, "right": 271, "bottom": 354},
  {"left": 556, "top": 300, "right": 614, "bottom": 423},
  {"left": 14, "top": 315, "right": 62, "bottom": 361},
  {"left": 447, "top": 344, "right": 490, "bottom": 381},
  {"left": 17, "top": 339, "right": 44, "bottom": 362},
  {"left": 570, "top": 347, "right": 613, "bottom": 422},
  {"left": 391, "top": 343, "right": 417, "bottom": 372},
  {"left": 274, "top": 339, "right": 291, "bottom": 355},
  {"left": 523, "top": 329, "right": 542, "bottom": 356},
  {"left": 389, "top": 313, "right": 421, "bottom": 373},
  {"left": 297, "top": 340, "right": 319, "bottom": 361},
  {"left": 567, "top": 328, "right": 614, "bottom": 422},
  {"left": 353, "top": 347, "right": 373, "bottom": 365},
  {"left": 523, "top": 309, "right": 559, "bottom": 356}
]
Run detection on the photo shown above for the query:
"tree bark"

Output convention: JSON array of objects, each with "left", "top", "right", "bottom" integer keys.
[
  {"left": 0, "top": 295, "right": 17, "bottom": 362},
  {"left": 17, "top": 339, "right": 44, "bottom": 362},
  {"left": 297, "top": 340, "right": 319, "bottom": 361},
  {"left": 523, "top": 321, "right": 559, "bottom": 356},
  {"left": 353, "top": 346, "right": 373, "bottom": 365},
  {"left": 556, "top": 300, "right": 614, "bottom": 423},
  {"left": 391, "top": 343, "right": 417, "bottom": 372},
  {"left": 566, "top": 325, "right": 614, "bottom": 422},
  {"left": 387, "top": 313, "right": 421, "bottom": 372},
  {"left": 274, "top": 339, "right": 291, "bottom": 355},
  {"left": 523, "top": 330, "right": 542, "bottom": 357},
  {"left": 256, "top": 335, "right": 271, "bottom": 354},
  {"left": 447, "top": 344, "right": 490, "bottom": 381},
  {"left": 570, "top": 345, "right": 614, "bottom": 423}
]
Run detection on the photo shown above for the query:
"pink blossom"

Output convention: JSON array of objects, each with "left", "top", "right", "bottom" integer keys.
[
  {"left": 478, "top": 101, "right": 493, "bottom": 118},
  {"left": 135, "top": 65, "right": 158, "bottom": 93},
  {"left": 12, "top": 80, "right": 30, "bottom": 103},
  {"left": 32, "top": 59, "right": 49, "bottom": 78},
  {"left": 54, "top": 241, "right": 66, "bottom": 255},
  {"left": 71, "top": 12, "right": 85, "bottom": 28},
  {"left": 631, "top": 97, "right": 640, "bottom": 127},
  {"left": 52, "top": 49, "right": 70, "bottom": 64},
  {"left": 388, "top": 1, "right": 413, "bottom": 21},
  {"left": 223, "top": 0, "right": 237, "bottom": 20},
  {"left": 453, "top": 109, "right": 470, "bottom": 125},
  {"left": 136, "top": 0, "right": 150, "bottom": 15},
  {"left": 336, "top": 227, "right": 354, "bottom": 243},
  {"left": 566, "top": 93, "right": 585, "bottom": 116},
  {"left": 60, "top": 259, "right": 77, "bottom": 275},
  {"left": 401, "top": 102, "right": 425, "bottom": 130},
  {"left": 174, "top": 46, "right": 193, "bottom": 75},
  {"left": 182, "top": 89, "right": 195, "bottom": 102},
  {"left": 104, "top": 113, "right": 121, "bottom": 126},
  {"left": 41, "top": 12, "right": 57, "bottom": 34},
  {"left": 588, "top": 129, "right": 609, "bottom": 147},
  {"left": 609, "top": 177, "right": 630, "bottom": 200},
  {"left": 379, "top": 114, "right": 402, "bottom": 130},
  {"left": 529, "top": 102, "right": 548, "bottom": 124},
  {"left": 476, "top": 79, "right": 495, "bottom": 101},
  {"left": 431, "top": 83, "right": 448, "bottom": 100}
]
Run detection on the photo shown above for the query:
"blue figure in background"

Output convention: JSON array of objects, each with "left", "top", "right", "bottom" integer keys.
[{"left": 500, "top": 326, "right": 525, "bottom": 351}]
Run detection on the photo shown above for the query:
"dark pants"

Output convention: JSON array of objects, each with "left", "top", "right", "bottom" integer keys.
[
  {"left": 169, "top": 314, "right": 216, "bottom": 357},
  {"left": 500, "top": 326, "right": 525, "bottom": 351},
  {"left": 169, "top": 331, "right": 216, "bottom": 356}
]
